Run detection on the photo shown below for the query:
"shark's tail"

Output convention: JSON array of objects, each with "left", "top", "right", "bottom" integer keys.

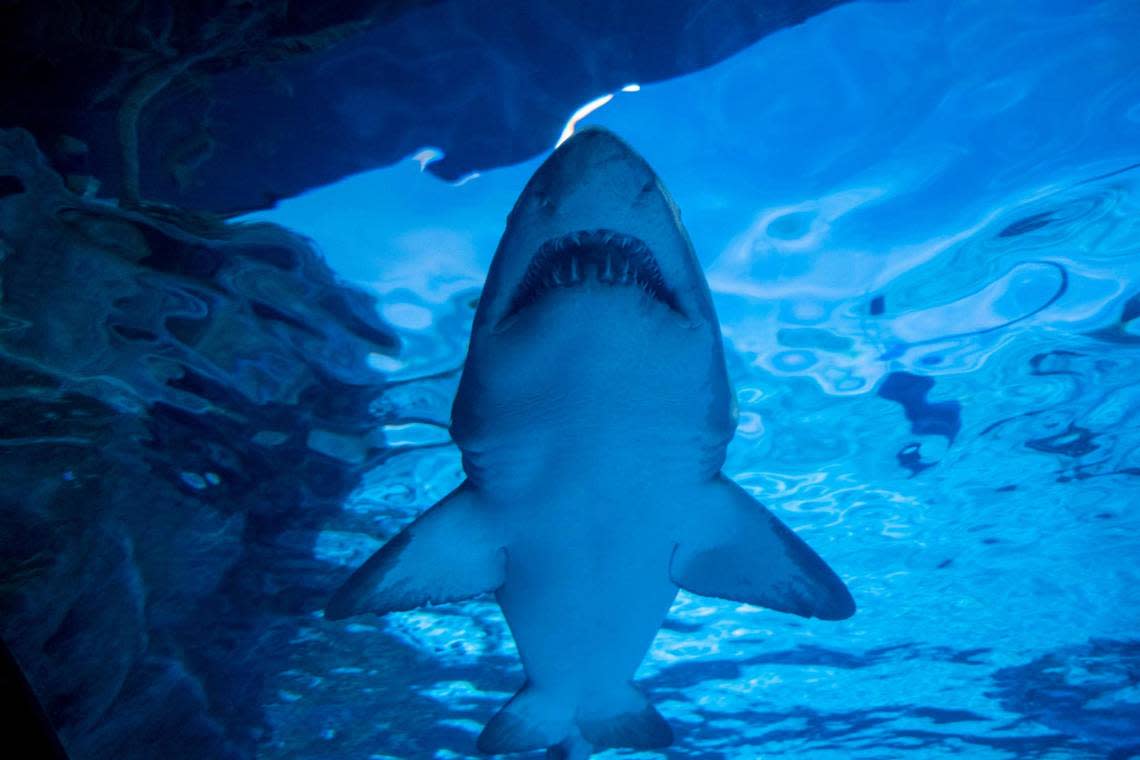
[{"left": 477, "top": 682, "right": 672, "bottom": 757}]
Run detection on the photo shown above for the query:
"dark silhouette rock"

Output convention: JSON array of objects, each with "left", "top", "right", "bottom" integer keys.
[
  {"left": 0, "top": 128, "right": 394, "bottom": 758},
  {"left": 1, "top": 0, "right": 847, "bottom": 212}
]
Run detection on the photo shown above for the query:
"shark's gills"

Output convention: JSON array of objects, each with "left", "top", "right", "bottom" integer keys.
[
  {"left": 325, "top": 483, "right": 506, "bottom": 618},
  {"left": 670, "top": 476, "right": 856, "bottom": 620}
]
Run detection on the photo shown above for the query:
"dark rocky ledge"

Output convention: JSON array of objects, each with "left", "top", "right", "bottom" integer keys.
[
  {"left": 1, "top": 0, "right": 847, "bottom": 213},
  {"left": 0, "top": 128, "right": 396, "bottom": 758}
]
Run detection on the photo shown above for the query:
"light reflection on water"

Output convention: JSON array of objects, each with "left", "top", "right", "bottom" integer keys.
[{"left": 249, "top": 0, "right": 1140, "bottom": 756}]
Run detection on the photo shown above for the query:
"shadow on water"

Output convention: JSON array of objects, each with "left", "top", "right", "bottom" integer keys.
[
  {"left": 267, "top": 622, "right": 522, "bottom": 758},
  {"left": 989, "top": 639, "right": 1140, "bottom": 759},
  {"left": 627, "top": 640, "right": 1139, "bottom": 758}
]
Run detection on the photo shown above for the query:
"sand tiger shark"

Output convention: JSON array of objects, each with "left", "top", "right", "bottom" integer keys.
[{"left": 326, "top": 127, "right": 855, "bottom": 758}]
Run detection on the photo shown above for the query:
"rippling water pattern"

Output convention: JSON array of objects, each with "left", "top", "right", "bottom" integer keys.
[{"left": 248, "top": 0, "right": 1140, "bottom": 757}]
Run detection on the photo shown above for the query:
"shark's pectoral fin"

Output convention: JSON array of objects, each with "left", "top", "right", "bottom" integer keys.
[
  {"left": 325, "top": 483, "right": 505, "bottom": 619},
  {"left": 670, "top": 476, "right": 855, "bottom": 620}
]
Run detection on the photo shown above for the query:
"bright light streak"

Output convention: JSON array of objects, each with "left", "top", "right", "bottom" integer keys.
[
  {"left": 412, "top": 147, "right": 443, "bottom": 170},
  {"left": 451, "top": 172, "right": 481, "bottom": 186},
  {"left": 556, "top": 93, "right": 614, "bottom": 147},
  {"left": 621, "top": 83, "right": 641, "bottom": 92}
]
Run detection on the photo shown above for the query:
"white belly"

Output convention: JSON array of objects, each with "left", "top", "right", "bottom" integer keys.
[{"left": 495, "top": 505, "right": 679, "bottom": 701}]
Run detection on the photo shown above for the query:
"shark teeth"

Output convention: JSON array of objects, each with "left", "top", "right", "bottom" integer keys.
[{"left": 499, "top": 229, "right": 685, "bottom": 326}]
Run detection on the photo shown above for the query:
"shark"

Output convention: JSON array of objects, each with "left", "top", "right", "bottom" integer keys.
[{"left": 326, "top": 127, "right": 855, "bottom": 759}]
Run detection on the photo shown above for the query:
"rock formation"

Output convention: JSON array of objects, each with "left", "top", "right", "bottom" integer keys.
[
  {"left": 1, "top": 0, "right": 847, "bottom": 212},
  {"left": 0, "top": 128, "right": 395, "bottom": 758}
]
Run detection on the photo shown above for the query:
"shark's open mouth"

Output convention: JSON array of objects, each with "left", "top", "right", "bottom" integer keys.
[{"left": 499, "top": 229, "right": 684, "bottom": 327}]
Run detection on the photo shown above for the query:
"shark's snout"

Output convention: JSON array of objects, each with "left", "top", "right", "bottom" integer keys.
[
  {"left": 478, "top": 127, "right": 716, "bottom": 334},
  {"left": 525, "top": 129, "right": 660, "bottom": 218}
]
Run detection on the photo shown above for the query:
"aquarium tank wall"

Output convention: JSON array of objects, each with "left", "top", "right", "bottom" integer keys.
[{"left": 1, "top": 0, "right": 1138, "bottom": 758}]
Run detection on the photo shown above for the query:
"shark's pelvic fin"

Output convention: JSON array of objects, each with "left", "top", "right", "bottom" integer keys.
[
  {"left": 325, "top": 483, "right": 506, "bottom": 619},
  {"left": 478, "top": 684, "right": 570, "bottom": 754},
  {"left": 576, "top": 684, "right": 673, "bottom": 750},
  {"left": 670, "top": 476, "right": 855, "bottom": 620},
  {"left": 545, "top": 734, "right": 595, "bottom": 760},
  {"left": 478, "top": 683, "right": 671, "bottom": 756}
]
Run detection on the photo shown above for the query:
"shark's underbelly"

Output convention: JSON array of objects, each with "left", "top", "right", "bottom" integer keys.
[{"left": 495, "top": 529, "right": 679, "bottom": 699}]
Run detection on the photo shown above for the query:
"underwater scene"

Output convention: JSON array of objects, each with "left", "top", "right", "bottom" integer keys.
[{"left": 1, "top": 0, "right": 1138, "bottom": 758}]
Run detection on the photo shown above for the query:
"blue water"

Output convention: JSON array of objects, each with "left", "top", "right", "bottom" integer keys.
[{"left": 248, "top": 0, "right": 1140, "bottom": 756}]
